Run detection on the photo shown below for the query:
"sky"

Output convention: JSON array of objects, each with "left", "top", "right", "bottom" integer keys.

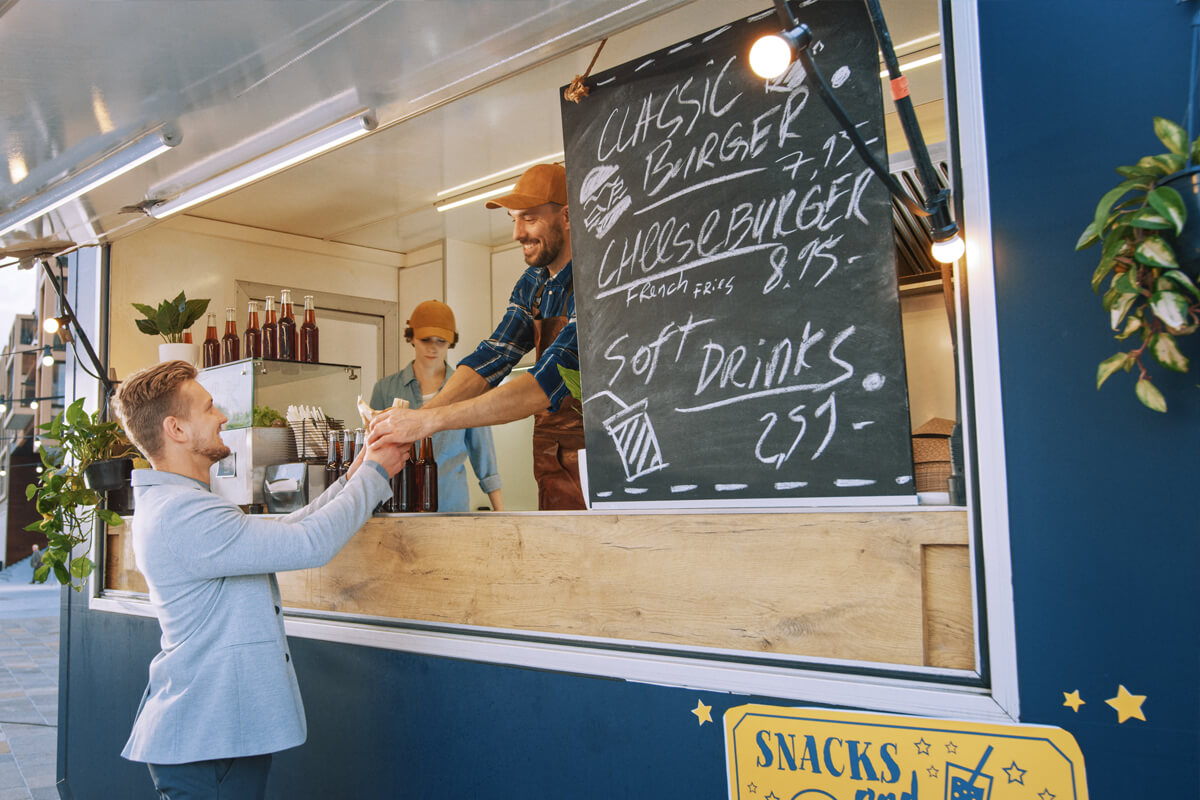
[{"left": 0, "top": 265, "right": 39, "bottom": 346}]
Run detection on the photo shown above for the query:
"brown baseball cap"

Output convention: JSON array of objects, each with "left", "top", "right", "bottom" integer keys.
[
  {"left": 485, "top": 163, "right": 567, "bottom": 210},
  {"left": 408, "top": 300, "right": 456, "bottom": 341}
]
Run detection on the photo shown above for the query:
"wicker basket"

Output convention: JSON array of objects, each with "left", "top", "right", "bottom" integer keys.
[{"left": 912, "top": 417, "right": 954, "bottom": 493}]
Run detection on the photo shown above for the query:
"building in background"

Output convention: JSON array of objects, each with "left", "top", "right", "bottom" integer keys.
[{"left": 0, "top": 265, "right": 67, "bottom": 569}]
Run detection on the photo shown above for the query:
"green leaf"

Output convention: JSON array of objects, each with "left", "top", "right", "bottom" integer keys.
[
  {"left": 1137, "top": 153, "right": 1186, "bottom": 177},
  {"left": 51, "top": 564, "right": 69, "bottom": 586},
  {"left": 181, "top": 298, "right": 210, "bottom": 329},
  {"left": 1149, "top": 289, "right": 1191, "bottom": 328},
  {"left": 131, "top": 302, "right": 158, "bottom": 319},
  {"left": 32, "top": 565, "right": 49, "bottom": 584},
  {"left": 1076, "top": 220, "right": 1101, "bottom": 251},
  {"left": 25, "top": 483, "right": 37, "bottom": 501},
  {"left": 557, "top": 365, "right": 582, "bottom": 400},
  {"left": 1150, "top": 331, "right": 1190, "bottom": 372},
  {"left": 1110, "top": 292, "right": 1138, "bottom": 329},
  {"left": 1091, "top": 259, "right": 1116, "bottom": 293},
  {"left": 135, "top": 318, "right": 160, "bottom": 336},
  {"left": 1154, "top": 117, "right": 1189, "bottom": 156},
  {"left": 69, "top": 557, "right": 94, "bottom": 580},
  {"left": 65, "top": 401, "right": 87, "bottom": 427},
  {"left": 1117, "top": 163, "right": 1162, "bottom": 179},
  {"left": 1112, "top": 268, "right": 1140, "bottom": 295},
  {"left": 1135, "top": 235, "right": 1179, "bottom": 268},
  {"left": 1129, "top": 206, "right": 1173, "bottom": 230},
  {"left": 1116, "top": 314, "right": 1143, "bottom": 340},
  {"left": 1093, "top": 179, "right": 1146, "bottom": 234},
  {"left": 1135, "top": 377, "right": 1167, "bottom": 412},
  {"left": 1148, "top": 186, "right": 1187, "bottom": 235},
  {"left": 1163, "top": 269, "right": 1200, "bottom": 300},
  {"left": 1097, "top": 352, "right": 1131, "bottom": 388},
  {"left": 97, "top": 508, "right": 124, "bottom": 526}
]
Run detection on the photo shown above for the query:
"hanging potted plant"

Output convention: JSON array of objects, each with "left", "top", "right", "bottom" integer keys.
[
  {"left": 25, "top": 398, "right": 139, "bottom": 588},
  {"left": 1076, "top": 117, "right": 1200, "bottom": 412},
  {"left": 132, "top": 290, "right": 209, "bottom": 365}
]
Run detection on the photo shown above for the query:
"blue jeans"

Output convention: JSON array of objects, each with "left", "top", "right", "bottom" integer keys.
[{"left": 148, "top": 754, "right": 272, "bottom": 800}]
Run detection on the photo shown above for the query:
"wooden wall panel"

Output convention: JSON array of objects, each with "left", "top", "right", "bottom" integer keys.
[{"left": 105, "top": 510, "right": 972, "bottom": 668}]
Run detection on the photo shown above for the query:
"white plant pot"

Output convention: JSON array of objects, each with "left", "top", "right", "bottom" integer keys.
[{"left": 158, "top": 342, "right": 201, "bottom": 366}]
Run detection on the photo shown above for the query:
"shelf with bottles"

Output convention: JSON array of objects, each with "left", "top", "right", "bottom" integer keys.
[{"left": 197, "top": 357, "right": 363, "bottom": 431}]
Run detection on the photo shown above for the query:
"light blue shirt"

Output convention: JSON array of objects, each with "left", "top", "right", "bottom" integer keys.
[
  {"left": 121, "top": 462, "right": 390, "bottom": 764},
  {"left": 370, "top": 362, "right": 502, "bottom": 512}
]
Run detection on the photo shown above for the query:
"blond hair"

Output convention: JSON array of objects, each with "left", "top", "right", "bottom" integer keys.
[{"left": 111, "top": 360, "right": 197, "bottom": 459}]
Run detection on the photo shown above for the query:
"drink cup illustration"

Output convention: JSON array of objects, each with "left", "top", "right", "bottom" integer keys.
[{"left": 946, "top": 745, "right": 994, "bottom": 800}]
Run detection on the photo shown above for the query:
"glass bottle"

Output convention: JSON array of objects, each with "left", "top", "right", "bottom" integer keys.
[
  {"left": 300, "top": 295, "right": 319, "bottom": 363},
  {"left": 278, "top": 289, "right": 298, "bottom": 361},
  {"left": 261, "top": 296, "right": 279, "bottom": 359},
  {"left": 221, "top": 307, "right": 240, "bottom": 363},
  {"left": 339, "top": 429, "right": 356, "bottom": 477},
  {"left": 417, "top": 436, "right": 438, "bottom": 512},
  {"left": 394, "top": 443, "right": 418, "bottom": 512},
  {"left": 324, "top": 430, "right": 341, "bottom": 490},
  {"left": 202, "top": 313, "right": 220, "bottom": 368},
  {"left": 243, "top": 301, "right": 262, "bottom": 359},
  {"left": 182, "top": 330, "right": 193, "bottom": 344}
]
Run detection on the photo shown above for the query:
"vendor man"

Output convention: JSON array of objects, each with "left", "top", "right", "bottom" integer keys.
[{"left": 369, "top": 163, "right": 585, "bottom": 510}]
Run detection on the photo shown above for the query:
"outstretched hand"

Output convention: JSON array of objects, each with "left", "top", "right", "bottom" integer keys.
[{"left": 367, "top": 407, "right": 433, "bottom": 449}]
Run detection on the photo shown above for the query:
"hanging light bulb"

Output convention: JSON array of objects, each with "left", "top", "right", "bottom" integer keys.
[
  {"left": 43, "top": 316, "right": 60, "bottom": 334},
  {"left": 0, "top": 396, "right": 7, "bottom": 415},
  {"left": 29, "top": 400, "right": 38, "bottom": 410},
  {"left": 40, "top": 345, "right": 54, "bottom": 367},
  {"left": 35, "top": 465, "right": 43, "bottom": 474},
  {"left": 930, "top": 233, "right": 966, "bottom": 264}
]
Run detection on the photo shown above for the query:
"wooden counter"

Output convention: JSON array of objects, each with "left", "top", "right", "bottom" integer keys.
[{"left": 106, "top": 508, "right": 973, "bottom": 669}]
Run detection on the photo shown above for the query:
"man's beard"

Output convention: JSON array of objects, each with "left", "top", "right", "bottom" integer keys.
[
  {"left": 522, "top": 223, "right": 565, "bottom": 269},
  {"left": 196, "top": 443, "right": 232, "bottom": 463}
]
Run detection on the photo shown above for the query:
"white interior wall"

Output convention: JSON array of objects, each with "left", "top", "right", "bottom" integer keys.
[
  {"left": 899, "top": 291, "right": 957, "bottom": 429},
  {"left": 109, "top": 216, "right": 401, "bottom": 381}
]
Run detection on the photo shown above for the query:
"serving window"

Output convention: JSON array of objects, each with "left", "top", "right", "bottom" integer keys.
[{"left": 93, "top": 0, "right": 1016, "bottom": 721}]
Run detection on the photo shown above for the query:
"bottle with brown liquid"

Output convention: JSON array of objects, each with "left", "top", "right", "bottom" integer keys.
[
  {"left": 325, "top": 430, "right": 341, "bottom": 490},
  {"left": 393, "top": 443, "right": 418, "bottom": 512},
  {"left": 243, "top": 300, "right": 262, "bottom": 358},
  {"left": 221, "top": 307, "right": 240, "bottom": 363},
  {"left": 182, "top": 330, "right": 193, "bottom": 344},
  {"left": 417, "top": 436, "right": 438, "bottom": 512},
  {"left": 300, "top": 295, "right": 319, "bottom": 363},
  {"left": 202, "top": 313, "right": 220, "bottom": 368},
  {"left": 278, "top": 289, "right": 298, "bottom": 361},
  {"left": 261, "top": 296, "right": 279, "bottom": 359}
]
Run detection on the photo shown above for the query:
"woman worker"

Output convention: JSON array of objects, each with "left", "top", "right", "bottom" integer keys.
[{"left": 370, "top": 300, "right": 504, "bottom": 511}]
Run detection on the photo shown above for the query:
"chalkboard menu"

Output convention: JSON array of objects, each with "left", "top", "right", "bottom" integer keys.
[{"left": 561, "top": 1, "right": 915, "bottom": 507}]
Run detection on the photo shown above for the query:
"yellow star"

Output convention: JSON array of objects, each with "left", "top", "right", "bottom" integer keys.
[
  {"left": 691, "top": 699, "right": 712, "bottom": 725},
  {"left": 1062, "top": 690, "right": 1085, "bottom": 712},
  {"left": 1105, "top": 685, "right": 1146, "bottom": 723}
]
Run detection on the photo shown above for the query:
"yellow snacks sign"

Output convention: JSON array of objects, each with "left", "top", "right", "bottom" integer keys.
[{"left": 724, "top": 705, "right": 1087, "bottom": 800}]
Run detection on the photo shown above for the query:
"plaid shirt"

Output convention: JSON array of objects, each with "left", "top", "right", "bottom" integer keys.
[{"left": 457, "top": 261, "right": 578, "bottom": 412}]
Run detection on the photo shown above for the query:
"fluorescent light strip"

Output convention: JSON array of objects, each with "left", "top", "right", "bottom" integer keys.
[
  {"left": 879, "top": 53, "right": 943, "bottom": 79},
  {"left": 150, "top": 114, "right": 376, "bottom": 219},
  {"left": 437, "top": 151, "right": 564, "bottom": 198},
  {"left": 0, "top": 129, "right": 179, "bottom": 237},
  {"left": 436, "top": 183, "right": 516, "bottom": 213}
]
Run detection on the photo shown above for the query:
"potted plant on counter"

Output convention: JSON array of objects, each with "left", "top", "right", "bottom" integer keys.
[
  {"left": 1076, "top": 116, "right": 1200, "bottom": 412},
  {"left": 25, "top": 398, "right": 138, "bottom": 588},
  {"left": 132, "top": 290, "right": 209, "bottom": 365}
]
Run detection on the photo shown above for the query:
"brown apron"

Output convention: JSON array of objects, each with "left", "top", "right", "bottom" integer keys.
[{"left": 531, "top": 281, "right": 587, "bottom": 511}]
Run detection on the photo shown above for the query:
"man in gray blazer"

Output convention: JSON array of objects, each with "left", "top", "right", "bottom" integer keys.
[{"left": 112, "top": 360, "right": 406, "bottom": 799}]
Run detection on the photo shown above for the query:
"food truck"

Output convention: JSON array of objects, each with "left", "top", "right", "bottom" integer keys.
[{"left": 0, "top": 0, "right": 1193, "bottom": 796}]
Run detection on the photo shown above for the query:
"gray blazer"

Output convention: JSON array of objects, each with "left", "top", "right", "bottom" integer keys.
[{"left": 121, "top": 463, "right": 390, "bottom": 764}]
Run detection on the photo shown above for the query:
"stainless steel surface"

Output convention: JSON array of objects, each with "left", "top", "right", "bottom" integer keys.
[
  {"left": 210, "top": 426, "right": 297, "bottom": 506},
  {"left": 0, "top": 0, "right": 943, "bottom": 259}
]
